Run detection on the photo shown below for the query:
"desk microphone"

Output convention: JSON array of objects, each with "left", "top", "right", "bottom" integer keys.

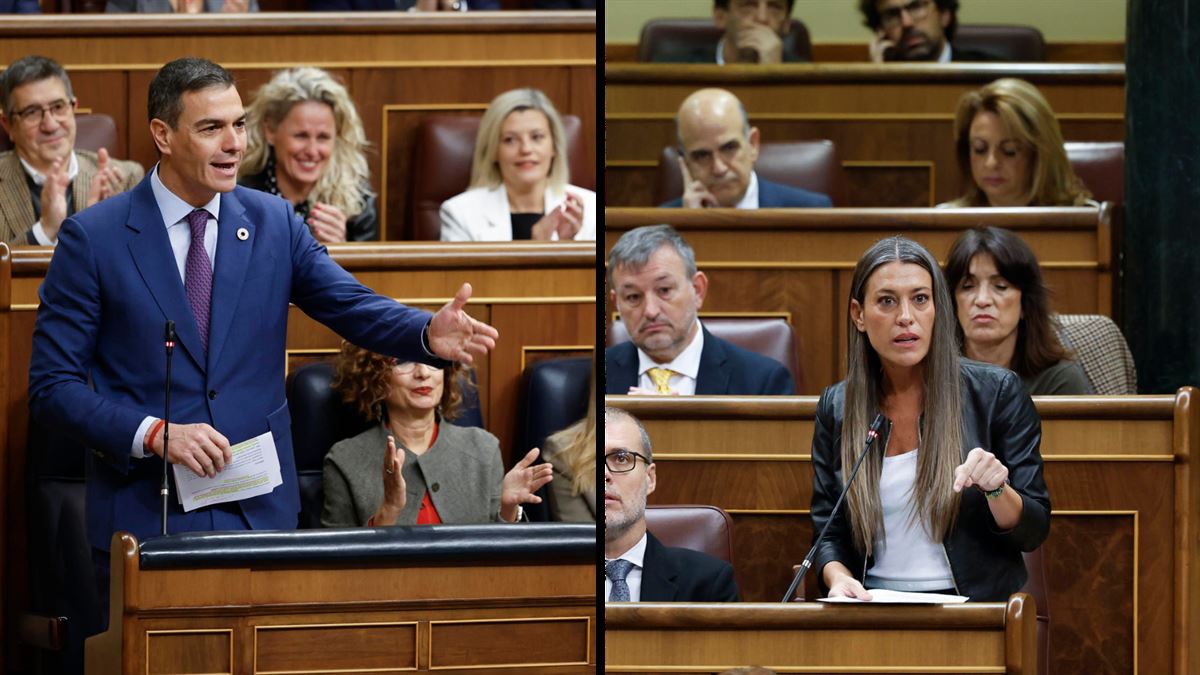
[
  {"left": 782, "top": 413, "right": 885, "bottom": 603},
  {"left": 160, "top": 320, "right": 176, "bottom": 536}
]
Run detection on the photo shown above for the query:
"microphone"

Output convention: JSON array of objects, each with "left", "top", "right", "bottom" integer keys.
[
  {"left": 782, "top": 412, "right": 885, "bottom": 603},
  {"left": 160, "top": 320, "right": 176, "bottom": 536}
]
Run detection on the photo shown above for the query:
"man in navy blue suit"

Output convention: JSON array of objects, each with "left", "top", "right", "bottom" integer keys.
[
  {"left": 660, "top": 88, "right": 831, "bottom": 209},
  {"left": 28, "top": 58, "right": 499, "bottom": 628},
  {"left": 605, "top": 225, "right": 794, "bottom": 396},
  {"left": 0, "top": 0, "right": 38, "bottom": 11}
]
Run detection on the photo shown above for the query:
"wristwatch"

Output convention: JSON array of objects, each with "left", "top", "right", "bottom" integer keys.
[{"left": 983, "top": 482, "right": 1008, "bottom": 499}]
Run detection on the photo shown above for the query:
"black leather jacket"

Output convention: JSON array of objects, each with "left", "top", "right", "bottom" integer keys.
[{"left": 810, "top": 359, "right": 1051, "bottom": 601}]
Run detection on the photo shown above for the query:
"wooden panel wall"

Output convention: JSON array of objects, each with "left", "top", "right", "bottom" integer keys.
[
  {"left": 604, "top": 64, "right": 1124, "bottom": 207},
  {"left": 604, "top": 207, "right": 1113, "bottom": 394},
  {"left": 0, "top": 14, "right": 596, "bottom": 241},
  {"left": 606, "top": 391, "right": 1200, "bottom": 675},
  {"left": 604, "top": 41, "right": 1127, "bottom": 63}
]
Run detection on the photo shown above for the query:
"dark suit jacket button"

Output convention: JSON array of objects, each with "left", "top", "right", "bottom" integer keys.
[
  {"left": 431, "top": 482, "right": 440, "bottom": 492},
  {"left": 208, "top": 390, "right": 217, "bottom": 400}
]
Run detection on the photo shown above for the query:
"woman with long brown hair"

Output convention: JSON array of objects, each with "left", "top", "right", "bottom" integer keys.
[{"left": 810, "top": 236, "right": 1050, "bottom": 601}]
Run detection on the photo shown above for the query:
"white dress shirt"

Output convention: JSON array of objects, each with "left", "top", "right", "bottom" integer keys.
[
  {"left": 938, "top": 43, "right": 952, "bottom": 63},
  {"left": 605, "top": 531, "right": 648, "bottom": 602},
  {"left": 734, "top": 171, "right": 760, "bottom": 209},
  {"left": 636, "top": 320, "right": 705, "bottom": 395},
  {"left": 129, "top": 165, "right": 221, "bottom": 458},
  {"left": 21, "top": 151, "right": 80, "bottom": 246}
]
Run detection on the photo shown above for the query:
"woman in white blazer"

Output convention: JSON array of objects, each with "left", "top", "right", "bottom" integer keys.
[{"left": 440, "top": 88, "right": 596, "bottom": 242}]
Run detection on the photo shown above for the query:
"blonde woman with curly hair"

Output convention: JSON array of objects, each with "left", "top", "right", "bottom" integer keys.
[
  {"left": 944, "top": 78, "right": 1094, "bottom": 208},
  {"left": 440, "top": 87, "right": 595, "bottom": 241},
  {"left": 543, "top": 352, "right": 596, "bottom": 522},
  {"left": 240, "top": 67, "right": 377, "bottom": 242},
  {"left": 321, "top": 341, "right": 553, "bottom": 527}
]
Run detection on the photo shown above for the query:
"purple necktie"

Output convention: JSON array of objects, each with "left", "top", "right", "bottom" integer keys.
[{"left": 184, "top": 208, "right": 212, "bottom": 352}]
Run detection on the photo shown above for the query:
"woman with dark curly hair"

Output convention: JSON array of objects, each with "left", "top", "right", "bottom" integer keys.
[{"left": 320, "top": 341, "right": 552, "bottom": 527}]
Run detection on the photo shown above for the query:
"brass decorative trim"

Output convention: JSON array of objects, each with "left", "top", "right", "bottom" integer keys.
[
  {"left": 520, "top": 345, "right": 594, "bottom": 373},
  {"left": 604, "top": 662, "right": 1008, "bottom": 667},
  {"left": 12, "top": 296, "right": 596, "bottom": 312},
  {"left": 145, "top": 628, "right": 233, "bottom": 675},
  {"left": 427, "top": 615, "right": 592, "bottom": 670},
  {"left": 723, "top": 509, "right": 809, "bottom": 515},
  {"left": 653, "top": 453, "right": 809, "bottom": 461},
  {"left": 66, "top": 60, "right": 596, "bottom": 72},
  {"left": 283, "top": 348, "right": 339, "bottom": 378},
  {"left": 253, "top": 621, "right": 419, "bottom": 674},
  {"left": 651, "top": 453, "right": 1168, "bottom": 462},
  {"left": 606, "top": 111, "right": 1122, "bottom": 123}
]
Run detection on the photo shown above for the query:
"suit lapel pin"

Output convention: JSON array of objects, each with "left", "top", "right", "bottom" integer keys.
[{"left": 236, "top": 228, "right": 249, "bottom": 241}]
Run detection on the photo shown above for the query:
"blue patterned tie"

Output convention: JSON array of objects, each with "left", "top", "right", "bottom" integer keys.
[
  {"left": 184, "top": 209, "right": 212, "bottom": 352},
  {"left": 605, "top": 558, "right": 634, "bottom": 602}
]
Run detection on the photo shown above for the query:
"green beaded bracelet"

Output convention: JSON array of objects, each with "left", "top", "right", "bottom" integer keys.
[{"left": 983, "top": 482, "right": 1007, "bottom": 499}]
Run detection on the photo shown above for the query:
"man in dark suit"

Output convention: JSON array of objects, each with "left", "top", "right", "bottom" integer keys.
[
  {"left": 603, "top": 407, "right": 738, "bottom": 602},
  {"left": 660, "top": 88, "right": 831, "bottom": 209},
  {"left": 859, "top": 0, "right": 996, "bottom": 62},
  {"left": 651, "top": 0, "right": 807, "bottom": 65},
  {"left": 605, "top": 225, "right": 794, "bottom": 396},
  {"left": 28, "top": 58, "right": 498, "bottom": 631}
]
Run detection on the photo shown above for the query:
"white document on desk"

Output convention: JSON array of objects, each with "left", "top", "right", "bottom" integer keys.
[
  {"left": 818, "top": 589, "right": 968, "bottom": 604},
  {"left": 173, "top": 431, "right": 282, "bottom": 513}
]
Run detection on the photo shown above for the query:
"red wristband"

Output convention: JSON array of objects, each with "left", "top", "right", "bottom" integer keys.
[{"left": 145, "top": 419, "right": 166, "bottom": 453}]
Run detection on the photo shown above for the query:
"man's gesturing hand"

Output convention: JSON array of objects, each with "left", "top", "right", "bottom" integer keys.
[
  {"left": 427, "top": 282, "right": 499, "bottom": 364},
  {"left": 147, "top": 422, "right": 232, "bottom": 478}
]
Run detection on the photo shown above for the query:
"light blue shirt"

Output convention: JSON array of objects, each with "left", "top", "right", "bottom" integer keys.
[{"left": 130, "top": 165, "right": 221, "bottom": 458}]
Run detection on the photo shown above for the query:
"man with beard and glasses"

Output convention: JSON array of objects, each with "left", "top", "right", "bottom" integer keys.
[
  {"left": 605, "top": 225, "right": 795, "bottom": 396},
  {"left": 661, "top": 88, "right": 831, "bottom": 209},
  {"left": 859, "top": 0, "right": 995, "bottom": 63},
  {"left": 603, "top": 407, "right": 739, "bottom": 603}
]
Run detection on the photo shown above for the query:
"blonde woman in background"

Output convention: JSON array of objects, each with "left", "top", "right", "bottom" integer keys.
[
  {"left": 943, "top": 78, "right": 1094, "bottom": 208},
  {"left": 544, "top": 352, "right": 596, "bottom": 522},
  {"left": 440, "top": 88, "right": 595, "bottom": 242},
  {"left": 240, "top": 67, "right": 377, "bottom": 242}
]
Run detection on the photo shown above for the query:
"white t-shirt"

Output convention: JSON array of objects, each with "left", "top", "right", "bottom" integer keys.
[{"left": 864, "top": 448, "right": 955, "bottom": 592}]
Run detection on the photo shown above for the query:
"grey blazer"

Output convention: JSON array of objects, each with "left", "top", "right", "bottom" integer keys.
[
  {"left": 106, "top": 0, "right": 258, "bottom": 11},
  {"left": 321, "top": 422, "right": 504, "bottom": 527},
  {"left": 544, "top": 437, "right": 595, "bottom": 522}
]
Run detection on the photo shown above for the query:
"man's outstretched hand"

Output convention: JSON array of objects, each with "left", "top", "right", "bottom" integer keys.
[{"left": 427, "top": 282, "right": 499, "bottom": 364}]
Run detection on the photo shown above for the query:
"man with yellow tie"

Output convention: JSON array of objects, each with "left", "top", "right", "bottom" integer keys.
[{"left": 605, "top": 225, "right": 795, "bottom": 395}]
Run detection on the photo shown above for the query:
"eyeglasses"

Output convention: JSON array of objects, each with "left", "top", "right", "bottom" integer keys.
[
  {"left": 389, "top": 359, "right": 440, "bottom": 375},
  {"left": 879, "top": 0, "right": 932, "bottom": 28},
  {"left": 604, "top": 449, "right": 651, "bottom": 474},
  {"left": 10, "top": 98, "right": 74, "bottom": 129}
]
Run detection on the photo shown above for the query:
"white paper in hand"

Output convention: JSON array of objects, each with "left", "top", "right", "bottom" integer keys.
[{"left": 172, "top": 431, "right": 282, "bottom": 512}]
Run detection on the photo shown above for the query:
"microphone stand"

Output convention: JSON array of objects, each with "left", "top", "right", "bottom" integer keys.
[
  {"left": 161, "top": 320, "right": 176, "bottom": 536},
  {"left": 782, "top": 413, "right": 885, "bottom": 602}
]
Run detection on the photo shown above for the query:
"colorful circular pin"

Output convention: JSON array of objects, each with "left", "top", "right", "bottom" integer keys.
[{"left": 236, "top": 228, "right": 249, "bottom": 241}]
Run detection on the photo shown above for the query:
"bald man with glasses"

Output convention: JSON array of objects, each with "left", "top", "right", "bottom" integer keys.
[
  {"left": 0, "top": 55, "right": 143, "bottom": 246},
  {"left": 604, "top": 407, "right": 739, "bottom": 603}
]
